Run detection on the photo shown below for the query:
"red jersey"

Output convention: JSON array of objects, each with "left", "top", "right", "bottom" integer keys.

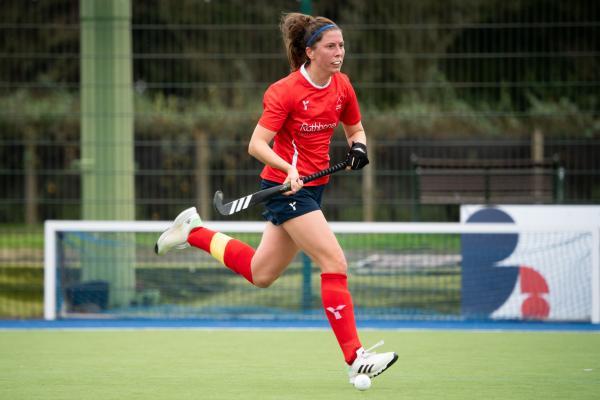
[{"left": 258, "top": 66, "right": 361, "bottom": 186}]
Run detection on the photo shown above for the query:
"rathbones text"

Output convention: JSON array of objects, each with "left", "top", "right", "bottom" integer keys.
[{"left": 299, "top": 121, "right": 338, "bottom": 133}]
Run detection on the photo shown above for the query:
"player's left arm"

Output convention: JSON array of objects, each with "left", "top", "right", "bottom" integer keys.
[
  {"left": 342, "top": 121, "right": 369, "bottom": 170},
  {"left": 342, "top": 121, "right": 366, "bottom": 147}
]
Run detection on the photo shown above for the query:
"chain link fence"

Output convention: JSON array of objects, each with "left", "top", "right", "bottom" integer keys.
[{"left": 1, "top": 0, "right": 599, "bottom": 317}]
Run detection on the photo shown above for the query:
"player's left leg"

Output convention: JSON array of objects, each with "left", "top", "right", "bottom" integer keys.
[{"left": 281, "top": 210, "right": 398, "bottom": 383}]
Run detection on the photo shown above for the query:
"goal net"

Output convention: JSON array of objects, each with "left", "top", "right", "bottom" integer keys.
[{"left": 44, "top": 221, "right": 600, "bottom": 323}]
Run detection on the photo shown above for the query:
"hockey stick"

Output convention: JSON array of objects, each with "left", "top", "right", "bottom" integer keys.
[{"left": 213, "top": 160, "right": 348, "bottom": 216}]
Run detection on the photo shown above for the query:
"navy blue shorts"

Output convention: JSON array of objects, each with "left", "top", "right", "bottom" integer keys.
[{"left": 261, "top": 180, "right": 326, "bottom": 226}]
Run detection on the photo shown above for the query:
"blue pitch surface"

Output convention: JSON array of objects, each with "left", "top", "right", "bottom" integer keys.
[{"left": 1, "top": 319, "right": 599, "bottom": 331}]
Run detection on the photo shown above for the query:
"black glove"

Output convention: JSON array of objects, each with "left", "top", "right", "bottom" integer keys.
[{"left": 345, "top": 142, "right": 369, "bottom": 170}]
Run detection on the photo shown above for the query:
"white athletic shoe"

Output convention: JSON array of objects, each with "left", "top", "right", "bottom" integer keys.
[
  {"left": 154, "top": 207, "right": 202, "bottom": 256},
  {"left": 348, "top": 340, "right": 398, "bottom": 384}
]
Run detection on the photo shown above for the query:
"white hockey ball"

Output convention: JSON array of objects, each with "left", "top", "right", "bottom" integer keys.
[{"left": 353, "top": 374, "right": 371, "bottom": 391}]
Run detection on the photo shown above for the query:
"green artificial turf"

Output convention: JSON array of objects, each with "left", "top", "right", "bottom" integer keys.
[{"left": 1, "top": 329, "right": 598, "bottom": 400}]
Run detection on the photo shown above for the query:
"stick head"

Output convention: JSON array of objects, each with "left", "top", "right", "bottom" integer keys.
[{"left": 213, "top": 190, "right": 230, "bottom": 215}]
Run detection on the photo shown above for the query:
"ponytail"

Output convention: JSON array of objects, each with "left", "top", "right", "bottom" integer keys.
[{"left": 280, "top": 13, "right": 339, "bottom": 71}]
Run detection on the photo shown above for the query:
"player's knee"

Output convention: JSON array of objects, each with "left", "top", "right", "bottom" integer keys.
[
  {"left": 333, "top": 259, "right": 348, "bottom": 274},
  {"left": 252, "top": 274, "right": 277, "bottom": 289},
  {"left": 319, "top": 255, "right": 347, "bottom": 275}
]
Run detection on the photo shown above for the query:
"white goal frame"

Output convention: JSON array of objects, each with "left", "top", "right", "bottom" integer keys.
[{"left": 44, "top": 221, "right": 600, "bottom": 323}]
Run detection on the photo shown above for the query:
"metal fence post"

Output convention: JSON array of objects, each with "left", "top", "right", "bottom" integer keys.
[
  {"left": 301, "top": 252, "right": 312, "bottom": 312},
  {"left": 80, "top": 0, "right": 135, "bottom": 308}
]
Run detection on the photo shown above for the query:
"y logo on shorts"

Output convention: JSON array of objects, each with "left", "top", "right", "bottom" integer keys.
[
  {"left": 289, "top": 201, "right": 297, "bottom": 211},
  {"left": 326, "top": 305, "right": 346, "bottom": 320}
]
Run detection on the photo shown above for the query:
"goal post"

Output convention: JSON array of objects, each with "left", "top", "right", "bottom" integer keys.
[
  {"left": 44, "top": 220, "right": 600, "bottom": 323},
  {"left": 43, "top": 220, "right": 264, "bottom": 320}
]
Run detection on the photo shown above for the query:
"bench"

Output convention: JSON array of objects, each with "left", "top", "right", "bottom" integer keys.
[{"left": 412, "top": 156, "right": 564, "bottom": 206}]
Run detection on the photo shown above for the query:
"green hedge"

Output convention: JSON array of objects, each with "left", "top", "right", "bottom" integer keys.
[{"left": 1, "top": 90, "right": 598, "bottom": 140}]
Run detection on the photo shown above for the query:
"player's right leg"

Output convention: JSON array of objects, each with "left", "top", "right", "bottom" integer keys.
[
  {"left": 155, "top": 207, "right": 298, "bottom": 287},
  {"left": 249, "top": 221, "right": 299, "bottom": 288},
  {"left": 154, "top": 206, "right": 201, "bottom": 255}
]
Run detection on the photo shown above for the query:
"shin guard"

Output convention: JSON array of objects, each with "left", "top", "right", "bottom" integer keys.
[
  {"left": 187, "top": 227, "right": 254, "bottom": 284},
  {"left": 321, "top": 273, "right": 362, "bottom": 364}
]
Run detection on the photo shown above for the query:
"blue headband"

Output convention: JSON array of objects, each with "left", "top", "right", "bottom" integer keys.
[{"left": 306, "top": 24, "right": 337, "bottom": 47}]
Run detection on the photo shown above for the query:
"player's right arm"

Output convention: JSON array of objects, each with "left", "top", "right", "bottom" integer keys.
[{"left": 248, "top": 124, "right": 302, "bottom": 194}]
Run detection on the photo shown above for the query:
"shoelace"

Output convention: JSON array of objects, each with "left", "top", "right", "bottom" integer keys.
[{"left": 360, "top": 340, "right": 385, "bottom": 359}]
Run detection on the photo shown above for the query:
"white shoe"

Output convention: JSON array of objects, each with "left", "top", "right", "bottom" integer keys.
[
  {"left": 348, "top": 340, "right": 398, "bottom": 384},
  {"left": 154, "top": 207, "right": 202, "bottom": 255}
]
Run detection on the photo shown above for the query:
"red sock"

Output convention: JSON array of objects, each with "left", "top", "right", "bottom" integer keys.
[
  {"left": 321, "top": 273, "right": 362, "bottom": 364},
  {"left": 187, "top": 227, "right": 254, "bottom": 284}
]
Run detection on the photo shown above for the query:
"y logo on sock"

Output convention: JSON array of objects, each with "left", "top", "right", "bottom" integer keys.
[
  {"left": 326, "top": 304, "right": 346, "bottom": 320},
  {"left": 289, "top": 201, "right": 297, "bottom": 211}
]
